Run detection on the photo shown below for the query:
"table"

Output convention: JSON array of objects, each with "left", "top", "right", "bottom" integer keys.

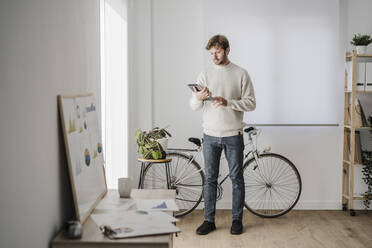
[{"left": 52, "top": 189, "right": 176, "bottom": 248}]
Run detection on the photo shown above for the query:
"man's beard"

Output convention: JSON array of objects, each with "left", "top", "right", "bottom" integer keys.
[{"left": 214, "top": 55, "right": 228, "bottom": 65}]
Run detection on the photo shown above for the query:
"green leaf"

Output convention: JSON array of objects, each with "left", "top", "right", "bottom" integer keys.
[
  {"left": 139, "top": 146, "right": 144, "bottom": 154},
  {"left": 151, "top": 151, "right": 158, "bottom": 159}
]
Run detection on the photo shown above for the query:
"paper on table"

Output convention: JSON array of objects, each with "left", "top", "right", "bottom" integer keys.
[
  {"left": 91, "top": 210, "right": 178, "bottom": 228},
  {"left": 91, "top": 210, "right": 180, "bottom": 238},
  {"left": 95, "top": 197, "right": 135, "bottom": 211},
  {"left": 135, "top": 199, "right": 179, "bottom": 211},
  {"left": 109, "top": 221, "right": 180, "bottom": 239}
]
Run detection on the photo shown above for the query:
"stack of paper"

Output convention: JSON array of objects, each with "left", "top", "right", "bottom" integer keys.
[
  {"left": 91, "top": 210, "right": 180, "bottom": 239},
  {"left": 91, "top": 199, "right": 180, "bottom": 239}
]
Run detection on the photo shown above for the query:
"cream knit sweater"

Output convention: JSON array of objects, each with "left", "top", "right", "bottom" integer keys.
[{"left": 189, "top": 62, "right": 256, "bottom": 137}]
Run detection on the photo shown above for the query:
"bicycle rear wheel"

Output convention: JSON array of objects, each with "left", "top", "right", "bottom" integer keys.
[
  {"left": 243, "top": 153, "right": 302, "bottom": 218},
  {"left": 142, "top": 152, "right": 204, "bottom": 217}
]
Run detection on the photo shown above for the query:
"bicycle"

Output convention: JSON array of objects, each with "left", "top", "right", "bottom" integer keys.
[{"left": 140, "top": 126, "right": 302, "bottom": 218}]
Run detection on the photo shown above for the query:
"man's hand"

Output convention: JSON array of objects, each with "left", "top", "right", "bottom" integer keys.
[
  {"left": 212, "top": 96, "right": 227, "bottom": 107},
  {"left": 194, "top": 87, "right": 211, "bottom": 101}
]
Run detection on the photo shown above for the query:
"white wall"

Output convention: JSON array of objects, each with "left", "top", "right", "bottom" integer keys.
[
  {"left": 129, "top": 0, "right": 372, "bottom": 210},
  {"left": 152, "top": 0, "right": 204, "bottom": 148},
  {"left": 0, "top": 0, "right": 101, "bottom": 247},
  {"left": 204, "top": 0, "right": 341, "bottom": 125},
  {"left": 127, "top": 0, "right": 154, "bottom": 187}
]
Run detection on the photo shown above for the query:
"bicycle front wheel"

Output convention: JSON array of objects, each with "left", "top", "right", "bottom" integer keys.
[
  {"left": 142, "top": 152, "right": 205, "bottom": 217},
  {"left": 244, "top": 153, "right": 302, "bottom": 218}
]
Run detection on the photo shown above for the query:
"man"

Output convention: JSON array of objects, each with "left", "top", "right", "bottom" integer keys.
[{"left": 189, "top": 34, "right": 256, "bottom": 235}]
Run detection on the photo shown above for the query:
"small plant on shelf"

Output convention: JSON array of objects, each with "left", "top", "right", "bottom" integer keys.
[
  {"left": 350, "top": 33, "right": 372, "bottom": 46},
  {"left": 350, "top": 33, "right": 372, "bottom": 54},
  {"left": 134, "top": 127, "right": 172, "bottom": 160}
]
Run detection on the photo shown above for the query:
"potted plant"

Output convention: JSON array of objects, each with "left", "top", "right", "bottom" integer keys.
[
  {"left": 134, "top": 127, "right": 172, "bottom": 160},
  {"left": 350, "top": 33, "right": 372, "bottom": 54}
]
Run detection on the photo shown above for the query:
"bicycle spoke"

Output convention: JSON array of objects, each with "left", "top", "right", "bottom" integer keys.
[
  {"left": 173, "top": 156, "right": 180, "bottom": 178},
  {"left": 274, "top": 184, "right": 298, "bottom": 195},
  {"left": 245, "top": 185, "right": 266, "bottom": 194},
  {"left": 271, "top": 160, "right": 290, "bottom": 183},
  {"left": 272, "top": 186, "right": 294, "bottom": 206},
  {"left": 274, "top": 172, "right": 297, "bottom": 185},
  {"left": 179, "top": 187, "right": 201, "bottom": 199},
  {"left": 174, "top": 157, "right": 197, "bottom": 185},
  {"left": 143, "top": 176, "right": 166, "bottom": 183},
  {"left": 244, "top": 168, "right": 266, "bottom": 186},
  {"left": 176, "top": 185, "right": 203, "bottom": 192},
  {"left": 255, "top": 159, "right": 270, "bottom": 184},
  {"left": 269, "top": 156, "right": 281, "bottom": 183},
  {"left": 175, "top": 168, "right": 203, "bottom": 185}
]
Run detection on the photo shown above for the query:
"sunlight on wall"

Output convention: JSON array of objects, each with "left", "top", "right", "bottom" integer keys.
[{"left": 101, "top": 0, "right": 128, "bottom": 189}]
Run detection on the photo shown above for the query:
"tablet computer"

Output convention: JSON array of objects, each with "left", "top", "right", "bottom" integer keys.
[
  {"left": 187, "top": 84, "right": 213, "bottom": 101},
  {"left": 187, "top": 83, "right": 203, "bottom": 92}
]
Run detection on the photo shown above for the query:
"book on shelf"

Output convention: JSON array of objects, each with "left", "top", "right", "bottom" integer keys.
[
  {"left": 344, "top": 59, "right": 369, "bottom": 91},
  {"left": 366, "top": 63, "right": 372, "bottom": 91},
  {"left": 357, "top": 63, "right": 366, "bottom": 91}
]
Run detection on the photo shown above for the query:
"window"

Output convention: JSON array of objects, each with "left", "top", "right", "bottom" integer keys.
[{"left": 100, "top": 0, "right": 128, "bottom": 189}]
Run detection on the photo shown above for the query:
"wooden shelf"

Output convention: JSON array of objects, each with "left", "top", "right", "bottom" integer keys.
[
  {"left": 345, "top": 90, "right": 372, "bottom": 93},
  {"left": 357, "top": 54, "right": 372, "bottom": 57},
  {"left": 342, "top": 50, "right": 371, "bottom": 213},
  {"left": 346, "top": 53, "right": 372, "bottom": 58},
  {"left": 343, "top": 160, "right": 365, "bottom": 167},
  {"left": 342, "top": 193, "right": 367, "bottom": 201},
  {"left": 353, "top": 196, "right": 367, "bottom": 201},
  {"left": 343, "top": 125, "right": 370, "bottom": 130}
]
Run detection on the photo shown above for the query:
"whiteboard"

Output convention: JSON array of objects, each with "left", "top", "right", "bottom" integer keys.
[
  {"left": 203, "top": 0, "right": 341, "bottom": 124},
  {"left": 58, "top": 94, "right": 107, "bottom": 223}
]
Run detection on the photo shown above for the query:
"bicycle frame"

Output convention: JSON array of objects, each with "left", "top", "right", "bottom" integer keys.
[
  {"left": 164, "top": 128, "right": 301, "bottom": 218},
  {"left": 167, "top": 128, "right": 265, "bottom": 187}
]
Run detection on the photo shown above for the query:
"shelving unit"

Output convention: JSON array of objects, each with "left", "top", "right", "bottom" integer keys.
[{"left": 342, "top": 50, "right": 372, "bottom": 216}]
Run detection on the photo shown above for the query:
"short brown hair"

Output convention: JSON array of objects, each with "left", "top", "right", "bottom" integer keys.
[{"left": 205, "top": 35, "right": 230, "bottom": 50}]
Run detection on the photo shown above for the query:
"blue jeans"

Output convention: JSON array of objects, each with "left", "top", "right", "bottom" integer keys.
[{"left": 203, "top": 133, "right": 245, "bottom": 222}]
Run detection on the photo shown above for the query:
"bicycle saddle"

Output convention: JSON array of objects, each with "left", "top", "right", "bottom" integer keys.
[
  {"left": 188, "top": 137, "right": 201, "bottom": 147},
  {"left": 244, "top": 127, "right": 255, "bottom": 133}
]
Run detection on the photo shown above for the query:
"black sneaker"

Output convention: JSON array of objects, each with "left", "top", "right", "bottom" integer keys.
[
  {"left": 230, "top": 220, "right": 243, "bottom": 235},
  {"left": 196, "top": 220, "right": 216, "bottom": 235}
]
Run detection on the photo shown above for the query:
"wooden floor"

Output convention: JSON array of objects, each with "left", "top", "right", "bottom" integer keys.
[{"left": 173, "top": 210, "right": 372, "bottom": 248}]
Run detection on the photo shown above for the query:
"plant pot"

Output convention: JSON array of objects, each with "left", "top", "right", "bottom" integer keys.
[
  {"left": 157, "top": 138, "right": 168, "bottom": 151},
  {"left": 356, "top": 46, "right": 368, "bottom": 55}
]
